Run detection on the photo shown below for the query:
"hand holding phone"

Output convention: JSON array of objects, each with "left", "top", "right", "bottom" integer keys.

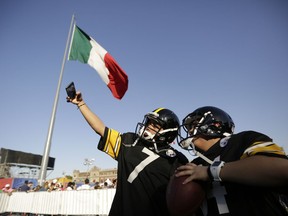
[{"left": 66, "top": 82, "right": 76, "bottom": 99}]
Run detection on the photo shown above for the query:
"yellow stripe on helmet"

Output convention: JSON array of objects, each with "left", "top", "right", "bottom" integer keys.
[{"left": 153, "top": 107, "right": 165, "bottom": 113}]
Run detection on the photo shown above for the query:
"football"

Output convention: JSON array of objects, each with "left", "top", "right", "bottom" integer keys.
[{"left": 166, "top": 174, "right": 205, "bottom": 216}]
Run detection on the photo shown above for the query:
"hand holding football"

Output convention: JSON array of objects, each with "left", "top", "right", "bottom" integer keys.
[{"left": 166, "top": 174, "right": 205, "bottom": 216}]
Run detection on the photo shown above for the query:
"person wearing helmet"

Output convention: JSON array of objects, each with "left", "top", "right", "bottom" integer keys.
[
  {"left": 67, "top": 92, "right": 188, "bottom": 216},
  {"left": 176, "top": 106, "right": 288, "bottom": 216}
]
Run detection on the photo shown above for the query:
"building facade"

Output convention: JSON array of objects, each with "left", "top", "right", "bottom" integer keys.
[{"left": 73, "top": 166, "right": 117, "bottom": 183}]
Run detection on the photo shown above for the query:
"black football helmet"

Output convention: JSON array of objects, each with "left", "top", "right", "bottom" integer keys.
[
  {"left": 136, "top": 108, "right": 180, "bottom": 146},
  {"left": 178, "top": 106, "right": 235, "bottom": 149}
]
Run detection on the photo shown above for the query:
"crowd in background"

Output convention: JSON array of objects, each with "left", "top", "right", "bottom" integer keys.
[{"left": 0, "top": 178, "right": 117, "bottom": 195}]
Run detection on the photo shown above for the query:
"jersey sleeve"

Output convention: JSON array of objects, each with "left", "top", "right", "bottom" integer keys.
[
  {"left": 240, "top": 131, "right": 287, "bottom": 159},
  {"left": 98, "top": 127, "right": 122, "bottom": 160}
]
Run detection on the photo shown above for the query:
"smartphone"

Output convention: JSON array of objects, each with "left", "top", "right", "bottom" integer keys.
[{"left": 65, "top": 82, "right": 76, "bottom": 99}]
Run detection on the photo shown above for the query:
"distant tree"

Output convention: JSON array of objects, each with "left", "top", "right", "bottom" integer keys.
[{"left": 66, "top": 175, "right": 73, "bottom": 180}]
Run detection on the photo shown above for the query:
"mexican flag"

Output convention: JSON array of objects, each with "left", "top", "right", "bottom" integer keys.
[{"left": 68, "top": 25, "right": 128, "bottom": 100}]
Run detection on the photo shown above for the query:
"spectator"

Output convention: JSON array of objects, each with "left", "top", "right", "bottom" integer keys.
[
  {"left": 112, "top": 179, "right": 117, "bottom": 188},
  {"left": 40, "top": 181, "right": 50, "bottom": 191},
  {"left": 2, "top": 184, "right": 14, "bottom": 195},
  {"left": 54, "top": 183, "right": 64, "bottom": 191},
  {"left": 19, "top": 180, "right": 30, "bottom": 192},
  {"left": 102, "top": 182, "right": 108, "bottom": 189},
  {"left": 66, "top": 181, "right": 76, "bottom": 190},
  {"left": 32, "top": 185, "right": 42, "bottom": 192},
  {"left": 93, "top": 182, "right": 101, "bottom": 190},
  {"left": 77, "top": 178, "right": 91, "bottom": 190},
  {"left": 28, "top": 181, "right": 34, "bottom": 191},
  {"left": 104, "top": 179, "right": 113, "bottom": 188},
  {"left": 47, "top": 182, "right": 56, "bottom": 192}
]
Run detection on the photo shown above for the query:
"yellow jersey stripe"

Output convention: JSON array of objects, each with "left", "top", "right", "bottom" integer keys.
[
  {"left": 241, "top": 141, "right": 286, "bottom": 159},
  {"left": 103, "top": 128, "right": 122, "bottom": 159}
]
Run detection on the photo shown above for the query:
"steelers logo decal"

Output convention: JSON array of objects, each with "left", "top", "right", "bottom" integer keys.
[{"left": 166, "top": 149, "right": 176, "bottom": 157}]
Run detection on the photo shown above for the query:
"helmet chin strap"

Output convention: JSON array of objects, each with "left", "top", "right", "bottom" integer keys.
[
  {"left": 180, "top": 137, "right": 213, "bottom": 165},
  {"left": 223, "top": 132, "right": 232, "bottom": 137},
  {"left": 138, "top": 126, "right": 178, "bottom": 153},
  {"left": 194, "top": 149, "right": 213, "bottom": 165},
  {"left": 142, "top": 128, "right": 174, "bottom": 153},
  {"left": 141, "top": 130, "right": 166, "bottom": 153},
  {"left": 179, "top": 137, "right": 193, "bottom": 149},
  {"left": 153, "top": 142, "right": 174, "bottom": 154}
]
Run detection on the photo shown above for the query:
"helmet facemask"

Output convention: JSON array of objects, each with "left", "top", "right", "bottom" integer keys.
[
  {"left": 178, "top": 107, "right": 235, "bottom": 150},
  {"left": 177, "top": 113, "right": 202, "bottom": 149},
  {"left": 136, "top": 109, "right": 179, "bottom": 152},
  {"left": 136, "top": 112, "right": 169, "bottom": 144},
  {"left": 177, "top": 112, "right": 217, "bottom": 164}
]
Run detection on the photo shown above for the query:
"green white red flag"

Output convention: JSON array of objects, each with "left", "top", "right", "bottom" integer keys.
[{"left": 68, "top": 25, "right": 128, "bottom": 100}]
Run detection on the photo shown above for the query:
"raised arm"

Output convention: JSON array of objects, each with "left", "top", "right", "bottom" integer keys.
[{"left": 67, "top": 92, "right": 105, "bottom": 137}]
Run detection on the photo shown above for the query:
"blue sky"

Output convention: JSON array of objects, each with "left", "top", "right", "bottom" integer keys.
[{"left": 0, "top": 0, "right": 287, "bottom": 180}]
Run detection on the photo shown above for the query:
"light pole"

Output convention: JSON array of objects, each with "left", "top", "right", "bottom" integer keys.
[{"left": 83, "top": 158, "right": 94, "bottom": 178}]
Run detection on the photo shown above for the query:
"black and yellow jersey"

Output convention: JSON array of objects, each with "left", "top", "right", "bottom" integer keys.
[
  {"left": 98, "top": 127, "right": 188, "bottom": 216},
  {"left": 193, "top": 130, "right": 288, "bottom": 216}
]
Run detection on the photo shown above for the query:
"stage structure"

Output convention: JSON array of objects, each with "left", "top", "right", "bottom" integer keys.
[{"left": 0, "top": 148, "right": 55, "bottom": 179}]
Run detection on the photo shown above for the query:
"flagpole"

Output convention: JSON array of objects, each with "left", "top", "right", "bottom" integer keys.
[{"left": 38, "top": 14, "right": 75, "bottom": 186}]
